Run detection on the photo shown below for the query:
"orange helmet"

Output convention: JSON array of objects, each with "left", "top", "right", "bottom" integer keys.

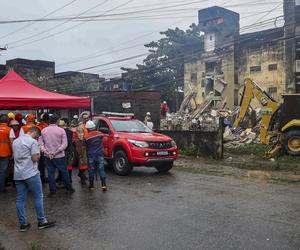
[{"left": 26, "top": 114, "right": 36, "bottom": 122}]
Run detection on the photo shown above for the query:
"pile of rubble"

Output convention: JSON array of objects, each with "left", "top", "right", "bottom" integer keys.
[
  {"left": 161, "top": 96, "right": 262, "bottom": 148},
  {"left": 223, "top": 106, "right": 262, "bottom": 148},
  {"left": 160, "top": 94, "right": 230, "bottom": 132}
]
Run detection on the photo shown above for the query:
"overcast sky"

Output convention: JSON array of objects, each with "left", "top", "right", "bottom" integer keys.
[{"left": 0, "top": 0, "right": 283, "bottom": 77}]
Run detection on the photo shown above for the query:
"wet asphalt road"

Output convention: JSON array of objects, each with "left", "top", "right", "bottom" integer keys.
[{"left": 0, "top": 166, "right": 300, "bottom": 250}]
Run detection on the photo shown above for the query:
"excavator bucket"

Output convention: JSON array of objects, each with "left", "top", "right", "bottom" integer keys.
[{"left": 264, "top": 143, "right": 282, "bottom": 158}]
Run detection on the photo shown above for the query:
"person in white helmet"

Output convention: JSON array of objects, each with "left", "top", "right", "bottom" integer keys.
[
  {"left": 84, "top": 121, "right": 107, "bottom": 191},
  {"left": 144, "top": 112, "right": 154, "bottom": 130}
]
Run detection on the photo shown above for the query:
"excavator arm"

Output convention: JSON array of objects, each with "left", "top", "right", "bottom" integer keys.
[{"left": 234, "top": 79, "right": 280, "bottom": 144}]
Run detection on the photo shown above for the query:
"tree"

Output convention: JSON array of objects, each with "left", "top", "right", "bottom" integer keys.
[{"left": 122, "top": 23, "right": 203, "bottom": 112}]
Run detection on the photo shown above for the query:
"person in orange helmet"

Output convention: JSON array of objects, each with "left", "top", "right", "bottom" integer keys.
[
  {"left": 37, "top": 114, "right": 50, "bottom": 131},
  {"left": 20, "top": 114, "right": 39, "bottom": 137}
]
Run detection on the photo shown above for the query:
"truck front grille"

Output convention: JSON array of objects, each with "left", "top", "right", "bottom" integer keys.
[{"left": 148, "top": 141, "right": 172, "bottom": 149}]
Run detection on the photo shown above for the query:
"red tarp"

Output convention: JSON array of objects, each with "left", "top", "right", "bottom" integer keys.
[{"left": 0, "top": 70, "right": 91, "bottom": 109}]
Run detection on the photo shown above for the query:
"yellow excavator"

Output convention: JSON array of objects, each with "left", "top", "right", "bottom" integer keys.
[{"left": 234, "top": 78, "right": 300, "bottom": 157}]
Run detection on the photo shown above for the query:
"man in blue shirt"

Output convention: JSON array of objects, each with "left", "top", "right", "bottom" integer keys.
[{"left": 13, "top": 126, "right": 56, "bottom": 232}]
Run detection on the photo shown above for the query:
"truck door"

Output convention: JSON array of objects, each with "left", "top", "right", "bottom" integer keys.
[{"left": 97, "top": 119, "right": 113, "bottom": 158}]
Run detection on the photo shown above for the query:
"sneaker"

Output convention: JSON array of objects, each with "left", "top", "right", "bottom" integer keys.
[
  {"left": 101, "top": 184, "right": 107, "bottom": 192},
  {"left": 20, "top": 223, "right": 31, "bottom": 232},
  {"left": 47, "top": 192, "right": 56, "bottom": 198},
  {"left": 38, "top": 220, "right": 56, "bottom": 230}
]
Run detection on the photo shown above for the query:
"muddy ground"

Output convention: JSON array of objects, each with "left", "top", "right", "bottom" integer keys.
[{"left": 0, "top": 150, "right": 299, "bottom": 250}]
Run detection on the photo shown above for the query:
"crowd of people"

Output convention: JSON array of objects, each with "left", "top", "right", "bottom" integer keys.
[{"left": 0, "top": 111, "right": 107, "bottom": 232}]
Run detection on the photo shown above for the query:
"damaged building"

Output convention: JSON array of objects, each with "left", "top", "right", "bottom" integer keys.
[{"left": 184, "top": 0, "right": 300, "bottom": 109}]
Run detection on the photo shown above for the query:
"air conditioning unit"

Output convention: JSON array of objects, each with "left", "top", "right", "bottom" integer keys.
[{"left": 296, "top": 60, "right": 300, "bottom": 73}]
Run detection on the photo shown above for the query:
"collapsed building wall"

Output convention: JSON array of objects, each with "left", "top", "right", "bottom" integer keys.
[
  {"left": 183, "top": 6, "right": 291, "bottom": 111},
  {"left": 184, "top": 6, "right": 240, "bottom": 110}
]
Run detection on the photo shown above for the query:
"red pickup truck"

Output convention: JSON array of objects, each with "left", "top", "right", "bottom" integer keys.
[{"left": 93, "top": 113, "right": 178, "bottom": 175}]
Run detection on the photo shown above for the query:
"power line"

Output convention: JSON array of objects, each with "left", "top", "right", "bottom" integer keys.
[
  {"left": 0, "top": 0, "right": 78, "bottom": 41},
  {"left": 0, "top": 0, "right": 210, "bottom": 25},
  {"left": 75, "top": 53, "right": 149, "bottom": 72},
  {"left": 2, "top": 0, "right": 282, "bottom": 51},
  {"left": 7, "top": 0, "right": 110, "bottom": 46},
  {"left": 56, "top": 16, "right": 192, "bottom": 68},
  {"left": 89, "top": 28, "right": 298, "bottom": 78},
  {"left": 9, "top": 0, "right": 136, "bottom": 49},
  {"left": 0, "top": 0, "right": 281, "bottom": 25},
  {"left": 251, "top": 2, "right": 283, "bottom": 26},
  {"left": 56, "top": 8, "right": 283, "bottom": 69},
  {"left": 51, "top": 31, "right": 300, "bottom": 93}
]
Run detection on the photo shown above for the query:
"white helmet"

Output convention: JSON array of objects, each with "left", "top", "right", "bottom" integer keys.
[
  {"left": 146, "top": 112, "right": 151, "bottom": 116},
  {"left": 86, "top": 120, "right": 96, "bottom": 129}
]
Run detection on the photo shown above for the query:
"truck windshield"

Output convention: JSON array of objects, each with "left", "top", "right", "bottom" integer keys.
[{"left": 111, "top": 120, "right": 152, "bottom": 133}]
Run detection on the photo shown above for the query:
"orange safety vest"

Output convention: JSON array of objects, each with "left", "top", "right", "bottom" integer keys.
[
  {"left": 77, "top": 124, "right": 88, "bottom": 140},
  {"left": 21, "top": 122, "right": 38, "bottom": 134},
  {"left": 37, "top": 122, "right": 48, "bottom": 131},
  {"left": 0, "top": 123, "right": 13, "bottom": 157}
]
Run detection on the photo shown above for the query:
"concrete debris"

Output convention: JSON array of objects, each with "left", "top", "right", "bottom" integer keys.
[{"left": 161, "top": 78, "right": 262, "bottom": 147}]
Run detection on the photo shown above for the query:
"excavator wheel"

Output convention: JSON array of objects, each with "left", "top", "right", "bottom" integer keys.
[{"left": 284, "top": 130, "right": 300, "bottom": 156}]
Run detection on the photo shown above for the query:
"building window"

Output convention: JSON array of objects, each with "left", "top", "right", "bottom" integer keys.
[
  {"left": 191, "top": 73, "right": 197, "bottom": 83},
  {"left": 296, "top": 60, "right": 300, "bottom": 73},
  {"left": 296, "top": 0, "right": 300, "bottom": 6},
  {"left": 250, "top": 66, "right": 261, "bottom": 73},
  {"left": 204, "top": 33, "right": 215, "bottom": 52},
  {"left": 268, "top": 64, "right": 278, "bottom": 71},
  {"left": 205, "top": 62, "right": 216, "bottom": 73}
]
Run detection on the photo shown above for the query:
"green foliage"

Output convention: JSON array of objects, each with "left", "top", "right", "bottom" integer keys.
[
  {"left": 180, "top": 146, "right": 198, "bottom": 156},
  {"left": 226, "top": 143, "right": 268, "bottom": 156},
  {"left": 122, "top": 24, "right": 203, "bottom": 111}
]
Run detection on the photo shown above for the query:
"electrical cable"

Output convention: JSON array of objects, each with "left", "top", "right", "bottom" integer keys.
[
  {"left": 56, "top": 11, "right": 283, "bottom": 69},
  {"left": 7, "top": 0, "right": 110, "bottom": 46},
  {"left": 0, "top": 0, "right": 78, "bottom": 41}
]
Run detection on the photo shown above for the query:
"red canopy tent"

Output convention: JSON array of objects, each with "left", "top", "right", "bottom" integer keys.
[{"left": 0, "top": 70, "right": 91, "bottom": 109}]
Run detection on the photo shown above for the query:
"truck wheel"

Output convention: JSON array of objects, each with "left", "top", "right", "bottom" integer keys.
[
  {"left": 284, "top": 130, "right": 300, "bottom": 156},
  {"left": 113, "top": 150, "right": 133, "bottom": 176},
  {"left": 155, "top": 163, "right": 173, "bottom": 173}
]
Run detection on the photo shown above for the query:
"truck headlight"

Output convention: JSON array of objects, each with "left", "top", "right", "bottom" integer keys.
[
  {"left": 171, "top": 140, "right": 177, "bottom": 148},
  {"left": 128, "top": 139, "right": 149, "bottom": 148}
]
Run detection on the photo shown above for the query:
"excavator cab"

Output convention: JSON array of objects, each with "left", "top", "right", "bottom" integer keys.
[{"left": 279, "top": 95, "right": 300, "bottom": 156}]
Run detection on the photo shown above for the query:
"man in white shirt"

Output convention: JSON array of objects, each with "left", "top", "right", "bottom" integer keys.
[{"left": 13, "top": 126, "right": 56, "bottom": 232}]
